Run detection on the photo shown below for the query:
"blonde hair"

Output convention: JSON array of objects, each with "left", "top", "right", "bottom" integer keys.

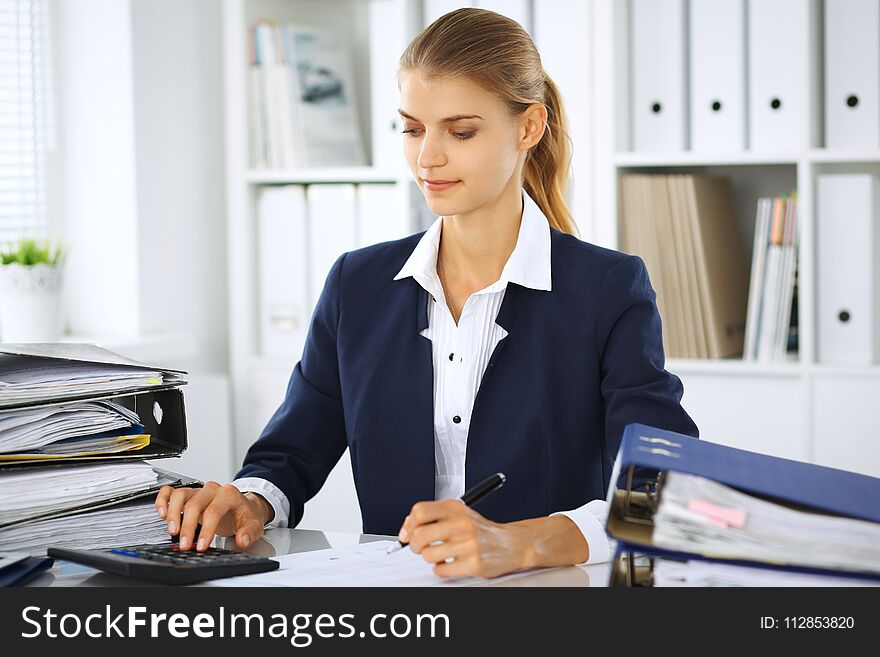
[{"left": 399, "top": 7, "right": 577, "bottom": 235}]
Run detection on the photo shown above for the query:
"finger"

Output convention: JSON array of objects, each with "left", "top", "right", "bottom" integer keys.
[
  {"left": 421, "top": 537, "right": 469, "bottom": 565},
  {"left": 178, "top": 483, "right": 220, "bottom": 550},
  {"left": 233, "top": 510, "right": 266, "bottom": 550},
  {"left": 433, "top": 554, "right": 479, "bottom": 579},
  {"left": 154, "top": 486, "right": 174, "bottom": 519},
  {"left": 408, "top": 519, "right": 459, "bottom": 553},
  {"left": 404, "top": 499, "right": 465, "bottom": 537},
  {"left": 195, "top": 484, "right": 244, "bottom": 551},
  {"left": 165, "top": 487, "right": 197, "bottom": 536}
]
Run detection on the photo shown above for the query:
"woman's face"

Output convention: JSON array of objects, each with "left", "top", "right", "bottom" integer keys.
[{"left": 397, "top": 70, "right": 541, "bottom": 217}]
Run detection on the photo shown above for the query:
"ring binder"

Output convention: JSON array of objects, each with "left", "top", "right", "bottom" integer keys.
[{"left": 606, "top": 423, "right": 880, "bottom": 586}]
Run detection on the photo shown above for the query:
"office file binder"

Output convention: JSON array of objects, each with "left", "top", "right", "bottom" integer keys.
[
  {"left": 257, "top": 185, "right": 310, "bottom": 358},
  {"left": 630, "top": 0, "right": 687, "bottom": 152},
  {"left": 0, "top": 465, "right": 200, "bottom": 531},
  {"left": 0, "top": 388, "right": 188, "bottom": 467},
  {"left": 0, "top": 342, "right": 186, "bottom": 408},
  {"left": 824, "top": 0, "right": 880, "bottom": 149},
  {"left": 747, "top": 0, "right": 820, "bottom": 150},
  {"left": 689, "top": 0, "right": 746, "bottom": 151},
  {"left": 306, "top": 184, "right": 357, "bottom": 308},
  {"left": 0, "top": 343, "right": 189, "bottom": 465},
  {"left": 605, "top": 423, "right": 880, "bottom": 586},
  {"left": 356, "top": 183, "right": 410, "bottom": 248},
  {"left": 817, "top": 174, "right": 880, "bottom": 364},
  {"left": 369, "top": 0, "right": 404, "bottom": 170}
]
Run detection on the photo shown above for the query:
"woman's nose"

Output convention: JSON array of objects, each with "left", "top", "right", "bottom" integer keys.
[{"left": 416, "top": 133, "right": 447, "bottom": 170}]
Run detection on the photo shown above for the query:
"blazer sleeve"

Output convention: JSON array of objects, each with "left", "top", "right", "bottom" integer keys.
[
  {"left": 596, "top": 255, "right": 699, "bottom": 490},
  {"left": 234, "top": 253, "right": 349, "bottom": 527}
]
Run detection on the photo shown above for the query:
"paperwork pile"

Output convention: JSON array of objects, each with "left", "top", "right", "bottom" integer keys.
[
  {"left": 0, "top": 400, "right": 146, "bottom": 459},
  {"left": 605, "top": 423, "right": 880, "bottom": 587},
  {"left": 0, "top": 500, "right": 168, "bottom": 554},
  {"left": 653, "top": 471, "right": 880, "bottom": 575},
  {"left": 0, "top": 343, "right": 196, "bottom": 555}
]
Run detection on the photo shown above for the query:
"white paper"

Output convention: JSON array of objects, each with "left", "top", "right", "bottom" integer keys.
[
  {"left": 210, "top": 540, "right": 542, "bottom": 587},
  {"left": 653, "top": 558, "right": 879, "bottom": 587},
  {"left": 0, "top": 500, "right": 169, "bottom": 555},
  {"left": 653, "top": 471, "right": 880, "bottom": 575},
  {"left": 0, "top": 462, "right": 158, "bottom": 525}
]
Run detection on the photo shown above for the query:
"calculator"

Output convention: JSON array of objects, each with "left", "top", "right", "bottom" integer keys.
[{"left": 47, "top": 543, "right": 280, "bottom": 585}]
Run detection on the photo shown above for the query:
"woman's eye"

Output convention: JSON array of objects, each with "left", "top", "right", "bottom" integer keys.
[{"left": 400, "top": 128, "right": 475, "bottom": 141}]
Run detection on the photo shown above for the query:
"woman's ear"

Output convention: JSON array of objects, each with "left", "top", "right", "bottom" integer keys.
[{"left": 519, "top": 103, "right": 548, "bottom": 150}]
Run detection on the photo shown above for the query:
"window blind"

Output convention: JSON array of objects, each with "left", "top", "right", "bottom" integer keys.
[{"left": 0, "top": 0, "right": 52, "bottom": 244}]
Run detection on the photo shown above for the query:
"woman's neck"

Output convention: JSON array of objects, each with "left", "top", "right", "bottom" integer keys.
[{"left": 438, "top": 187, "right": 523, "bottom": 291}]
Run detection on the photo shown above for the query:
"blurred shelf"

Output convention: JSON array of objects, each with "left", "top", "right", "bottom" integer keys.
[
  {"left": 807, "top": 149, "right": 880, "bottom": 164},
  {"left": 615, "top": 150, "right": 880, "bottom": 168},
  {"left": 666, "top": 357, "right": 803, "bottom": 377},
  {"left": 807, "top": 363, "right": 880, "bottom": 378},
  {"left": 614, "top": 151, "right": 799, "bottom": 167},
  {"left": 244, "top": 167, "right": 405, "bottom": 185},
  {"left": 669, "top": 358, "right": 880, "bottom": 379}
]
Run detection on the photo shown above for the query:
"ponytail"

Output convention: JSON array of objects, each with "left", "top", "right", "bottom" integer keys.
[{"left": 523, "top": 75, "right": 576, "bottom": 235}]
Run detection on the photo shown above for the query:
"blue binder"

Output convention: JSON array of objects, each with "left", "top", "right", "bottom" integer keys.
[{"left": 606, "top": 423, "right": 880, "bottom": 584}]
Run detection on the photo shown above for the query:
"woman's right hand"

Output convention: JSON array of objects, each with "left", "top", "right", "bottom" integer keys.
[{"left": 154, "top": 481, "right": 274, "bottom": 552}]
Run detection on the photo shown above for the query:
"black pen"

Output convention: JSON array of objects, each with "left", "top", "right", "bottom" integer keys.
[{"left": 386, "top": 472, "right": 506, "bottom": 554}]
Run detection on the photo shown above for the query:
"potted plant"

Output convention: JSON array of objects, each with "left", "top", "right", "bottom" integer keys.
[{"left": 0, "top": 238, "right": 66, "bottom": 342}]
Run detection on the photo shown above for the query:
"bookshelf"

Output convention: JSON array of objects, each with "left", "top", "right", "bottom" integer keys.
[
  {"left": 222, "top": 0, "right": 880, "bottom": 531},
  {"left": 596, "top": 0, "right": 880, "bottom": 476},
  {"left": 222, "top": 0, "right": 427, "bottom": 532}
]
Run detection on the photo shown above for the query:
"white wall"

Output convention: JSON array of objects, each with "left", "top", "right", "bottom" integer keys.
[
  {"left": 54, "top": 0, "right": 229, "bottom": 376},
  {"left": 55, "top": 0, "right": 140, "bottom": 336},
  {"left": 129, "top": 0, "right": 229, "bottom": 375},
  {"left": 54, "top": 0, "right": 235, "bottom": 481}
]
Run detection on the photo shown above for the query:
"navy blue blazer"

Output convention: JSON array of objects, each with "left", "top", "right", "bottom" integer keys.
[{"left": 236, "top": 229, "right": 699, "bottom": 535}]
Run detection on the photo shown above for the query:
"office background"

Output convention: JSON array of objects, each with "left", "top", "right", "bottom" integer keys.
[{"left": 3, "top": 0, "right": 879, "bottom": 535}]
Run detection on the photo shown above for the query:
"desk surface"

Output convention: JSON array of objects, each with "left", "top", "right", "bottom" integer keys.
[{"left": 28, "top": 528, "right": 611, "bottom": 587}]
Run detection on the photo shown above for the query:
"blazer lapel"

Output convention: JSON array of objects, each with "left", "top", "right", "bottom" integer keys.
[
  {"left": 407, "top": 282, "right": 435, "bottom": 500},
  {"left": 464, "top": 283, "right": 526, "bottom": 487}
]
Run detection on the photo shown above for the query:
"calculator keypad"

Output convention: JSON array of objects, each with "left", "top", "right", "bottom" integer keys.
[{"left": 110, "top": 544, "right": 260, "bottom": 566}]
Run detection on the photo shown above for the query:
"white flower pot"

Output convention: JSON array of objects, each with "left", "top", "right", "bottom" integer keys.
[{"left": 0, "top": 263, "right": 64, "bottom": 342}]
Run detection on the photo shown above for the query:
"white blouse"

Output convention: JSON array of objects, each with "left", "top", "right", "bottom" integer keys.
[{"left": 235, "top": 189, "right": 612, "bottom": 564}]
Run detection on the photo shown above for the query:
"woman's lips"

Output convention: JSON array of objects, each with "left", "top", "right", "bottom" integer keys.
[{"left": 423, "top": 180, "right": 460, "bottom": 191}]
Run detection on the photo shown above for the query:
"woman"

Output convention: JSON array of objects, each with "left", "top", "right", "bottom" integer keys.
[{"left": 155, "top": 8, "right": 698, "bottom": 579}]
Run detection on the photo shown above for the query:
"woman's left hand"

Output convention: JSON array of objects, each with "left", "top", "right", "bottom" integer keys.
[{"left": 397, "top": 499, "right": 534, "bottom": 578}]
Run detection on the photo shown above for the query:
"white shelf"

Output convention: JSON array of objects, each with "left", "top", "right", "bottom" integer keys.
[
  {"left": 808, "top": 364, "right": 880, "bottom": 378},
  {"left": 615, "top": 150, "right": 880, "bottom": 168},
  {"left": 614, "top": 151, "right": 800, "bottom": 167},
  {"left": 807, "top": 149, "right": 880, "bottom": 164},
  {"left": 244, "top": 167, "right": 406, "bottom": 185},
  {"left": 666, "top": 358, "right": 803, "bottom": 377}
]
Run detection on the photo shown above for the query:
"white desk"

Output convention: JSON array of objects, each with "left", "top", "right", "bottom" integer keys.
[{"left": 28, "top": 528, "right": 611, "bottom": 587}]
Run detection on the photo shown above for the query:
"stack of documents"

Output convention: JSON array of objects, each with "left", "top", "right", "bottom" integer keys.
[
  {"left": 652, "top": 559, "right": 879, "bottom": 587},
  {"left": 0, "top": 352, "right": 180, "bottom": 408},
  {"left": 0, "top": 399, "right": 146, "bottom": 459},
  {"left": 0, "top": 500, "right": 168, "bottom": 555},
  {"left": 0, "top": 462, "right": 160, "bottom": 527},
  {"left": 743, "top": 194, "right": 799, "bottom": 362},
  {"left": 0, "top": 343, "right": 194, "bottom": 555},
  {"left": 619, "top": 174, "right": 750, "bottom": 359},
  {"left": 653, "top": 471, "right": 880, "bottom": 576},
  {"left": 604, "top": 423, "right": 880, "bottom": 587}
]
